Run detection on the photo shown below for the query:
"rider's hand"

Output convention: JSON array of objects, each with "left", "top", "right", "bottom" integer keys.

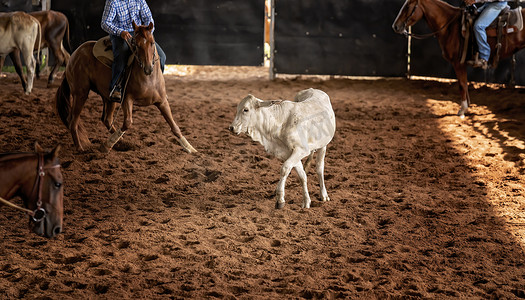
[
  {"left": 464, "top": 0, "right": 476, "bottom": 5},
  {"left": 120, "top": 30, "right": 132, "bottom": 42}
]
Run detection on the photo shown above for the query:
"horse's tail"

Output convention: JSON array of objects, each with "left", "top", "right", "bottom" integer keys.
[
  {"left": 64, "top": 15, "right": 71, "bottom": 54},
  {"left": 34, "top": 18, "right": 41, "bottom": 64},
  {"left": 55, "top": 77, "right": 71, "bottom": 128},
  {"left": 55, "top": 77, "right": 89, "bottom": 147}
]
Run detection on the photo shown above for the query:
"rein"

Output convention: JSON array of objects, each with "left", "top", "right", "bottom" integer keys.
[
  {"left": 403, "top": 0, "right": 462, "bottom": 39},
  {"left": 0, "top": 154, "right": 60, "bottom": 222}
]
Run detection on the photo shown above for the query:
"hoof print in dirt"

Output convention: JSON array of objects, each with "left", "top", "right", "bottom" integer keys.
[{"left": 113, "top": 140, "right": 138, "bottom": 152}]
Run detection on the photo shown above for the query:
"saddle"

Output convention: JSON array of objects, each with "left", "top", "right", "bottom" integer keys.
[
  {"left": 461, "top": 7, "right": 524, "bottom": 67},
  {"left": 93, "top": 36, "right": 134, "bottom": 68}
]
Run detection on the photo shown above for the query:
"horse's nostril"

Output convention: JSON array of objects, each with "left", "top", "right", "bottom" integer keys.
[{"left": 53, "top": 226, "right": 62, "bottom": 236}]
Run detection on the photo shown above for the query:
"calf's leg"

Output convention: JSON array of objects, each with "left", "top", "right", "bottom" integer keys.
[
  {"left": 275, "top": 150, "right": 306, "bottom": 209},
  {"left": 294, "top": 162, "right": 311, "bottom": 208},
  {"left": 316, "top": 146, "right": 330, "bottom": 202}
]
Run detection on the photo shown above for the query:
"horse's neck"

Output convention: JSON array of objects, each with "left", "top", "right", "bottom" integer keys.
[
  {"left": 0, "top": 155, "right": 36, "bottom": 199},
  {"left": 421, "top": 0, "right": 460, "bottom": 34},
  {"left": 130, "top": 59, "right": 163, "bottom": 87}
]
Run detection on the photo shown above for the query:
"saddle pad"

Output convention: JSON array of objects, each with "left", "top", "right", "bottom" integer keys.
[{"left": 93, "top": 36, "right": 134, "bottom": 68}]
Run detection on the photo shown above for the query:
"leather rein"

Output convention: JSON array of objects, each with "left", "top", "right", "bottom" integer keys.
[
  {"left": 0, "top": 154, "right": 60, "bottom": 222},
  {"left": 402, "top": 0, "right": 462, "bottom": 40}
]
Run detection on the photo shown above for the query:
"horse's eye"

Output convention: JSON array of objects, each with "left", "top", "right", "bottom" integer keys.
[
  {"left": 54, "top": 182, "right": 62, "bottom": 189},
  {"left": 243, "top": 108, "right": 249, "bottom": 113}
]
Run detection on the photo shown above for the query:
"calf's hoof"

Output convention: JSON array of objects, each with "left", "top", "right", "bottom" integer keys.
[{"left": 275, "top": 201, "right": 285, "bottom": 209}]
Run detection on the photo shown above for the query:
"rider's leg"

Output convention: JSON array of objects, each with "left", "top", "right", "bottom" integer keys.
[
  {"left": 155, "top": 42, "right": 166, "bottom": 73},
  {"left": 109, "top": 34, "right": 131, "bottom": 96},
  {"left": 473, "top": 2, "right": 509, "bottom": 62}
]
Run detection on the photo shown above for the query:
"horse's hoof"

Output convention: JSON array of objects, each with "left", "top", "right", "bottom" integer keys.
[
  {"left": 275, "top": 201, "right": 285, "bottom": 209},
  {"left": 99, "top": 144, "right": 111, "bottom": 153}
]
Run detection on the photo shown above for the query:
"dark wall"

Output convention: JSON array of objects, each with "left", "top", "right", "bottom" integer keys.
[
  {"left": 51, "top": 0, "right": 264, "bottom": 66},
  {"left": 153, "top": 0, "right": 264, "bottom": 65},
  {"left": 273, "top": 0, "right": 408, "bottom": 77},
  {"left": 0, "top": 0, "right": 32, "bottom": 12}
]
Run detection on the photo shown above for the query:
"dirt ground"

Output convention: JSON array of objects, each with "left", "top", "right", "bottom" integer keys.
[{"left": 1, "top": 66, "right": 525, "bottom": 299}]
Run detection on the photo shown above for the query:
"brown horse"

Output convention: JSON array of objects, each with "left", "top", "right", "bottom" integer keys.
[
  {"left": 392, "top": 0, "right": 525, "bottom": 118},
  {"left": 55, "top": 22, "right": 197, "bottom": 153},
  {"left": 0, "top": 144, "right": 63, "bottom": 238}
]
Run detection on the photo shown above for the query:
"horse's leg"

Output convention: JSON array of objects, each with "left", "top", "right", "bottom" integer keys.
[
  {"left": 100, "top": 97, "right": 131, "bottom": 152},
  {"left": 35, "top": 50, "right": 41, "bottom": 80},
  {"left": 8, "top": 50, "right": 27, "bottom": 92},
  {"left": 101, "top": 100, "right": 118, "bottom": 133},
  {"left": 47, "top": 43, "right": 63, "bottom": 87},
  {"left": 454, "top": 63, "right": 470, "bottom": 118},
  {"left": 0, "top": 55, "right": 4, "bottom": 75},
  {"left": 69, "top": 91, "right": 90, "bottom": 151},
  {"left": 155, "top": 98, "right": 197, "bottom": 153}
]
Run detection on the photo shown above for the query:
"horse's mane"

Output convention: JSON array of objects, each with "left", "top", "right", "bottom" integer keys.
[{"left": 0, "top": 152, "right": 34, "bottom": 163}]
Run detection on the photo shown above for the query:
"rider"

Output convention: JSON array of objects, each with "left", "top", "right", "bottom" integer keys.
[
  {"left": 101, "top": 0, "right": 166, "bottom": 102},
  {"left": 465, "top": 0, "right": 509, "bottom": 69}
]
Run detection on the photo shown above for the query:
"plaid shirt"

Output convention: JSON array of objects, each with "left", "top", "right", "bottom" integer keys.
[{"left": 101, "top": 0, "right": 154, "bottom": 36}]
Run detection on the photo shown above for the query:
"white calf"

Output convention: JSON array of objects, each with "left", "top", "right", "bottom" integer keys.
[{"left": 230, "top": 88, "right": 336, "bottom": 209}]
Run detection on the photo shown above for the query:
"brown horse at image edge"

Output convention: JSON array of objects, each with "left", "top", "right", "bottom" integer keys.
[
  {"left": 393, "top": 0, "right": 525, "bottom": 118},
  {"left": 0, "top": 144, "right": 63, "bottom": 238},
  {"left": 55, "top": 21, "right": 197, "bottom": 153}
]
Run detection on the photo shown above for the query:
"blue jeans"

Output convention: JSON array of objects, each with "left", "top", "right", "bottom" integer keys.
[
  {"left": 473, "top": 1, "right": 509, "bottom": 61},
  {"left": 109, "top": 34, "right": 166, "bottom": 92}
]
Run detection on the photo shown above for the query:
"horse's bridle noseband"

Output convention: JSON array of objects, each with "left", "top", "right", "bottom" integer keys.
[
  {"left": 0, "top": 154, "right": 61, "bottom": 222},
  {"left": 126, "top": 36, "right": 159, "bottom": 72},
  {"left": 30, "top": 154, "right": 60, "bottom": 222},
  {"left": 401, "top": 0, "right": 461, "bottom": 40},
  {"left": 403, "top": 0, "right": 420, "bottom": 33}
]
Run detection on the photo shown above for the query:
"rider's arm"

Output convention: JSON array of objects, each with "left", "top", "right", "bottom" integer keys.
[
  {"left": 101, "top": 0, "right": 122, "bottom": 36},
  {"left": 139, "top": 0, "right": 155, "bottom": 33}
]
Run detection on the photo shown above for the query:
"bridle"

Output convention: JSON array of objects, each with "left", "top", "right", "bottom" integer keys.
[
  {"left": 401, "top": 0, "right": 461, "bottom": 40},
  {"left": 0, "top": 154, "right": 61, "bottom": 222},
  {"left": 126, "top": 35, "right": 159, "bottom": 72}
]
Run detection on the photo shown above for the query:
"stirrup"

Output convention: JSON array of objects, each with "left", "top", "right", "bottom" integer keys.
[{"left": 109, "top": 85, "right": 122, "bottom": 103}]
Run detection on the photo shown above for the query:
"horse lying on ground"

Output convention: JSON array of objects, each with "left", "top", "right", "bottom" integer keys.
[
  {"left": 55, "top": 21, "right": 196, "bottom": 153},
  {"left": 230, "top": 88, "right": 336, "bottom": 209},
  {"left": 0, "top": 11, "right": 41, "bottom": 94},
  {"left": 0, "top": 144, "right": 63, "bottom": 238},
  {"left": 392, "top": 0, "right": 525, "bottom": 118}
]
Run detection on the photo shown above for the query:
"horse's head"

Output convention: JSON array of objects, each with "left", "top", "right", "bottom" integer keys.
[
  {"left": 131, "top": 21, "right": 157, "bottom": 75},
  {"left": 27, "top": 144, "right": 64, "bottom": 238},
  {"left": 392, "top": 0, "right": 423, "bottom": 35}
]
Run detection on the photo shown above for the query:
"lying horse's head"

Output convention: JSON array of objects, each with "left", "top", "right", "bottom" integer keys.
[
  {"left": 392, "top": 0, "right": 423, "bottom": 35},
  {"left": 27, "top": 144, "right": 64, "bottom": 238},
  {"left": 131, "top": 21, "right": 157, "bottom": 75}
]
